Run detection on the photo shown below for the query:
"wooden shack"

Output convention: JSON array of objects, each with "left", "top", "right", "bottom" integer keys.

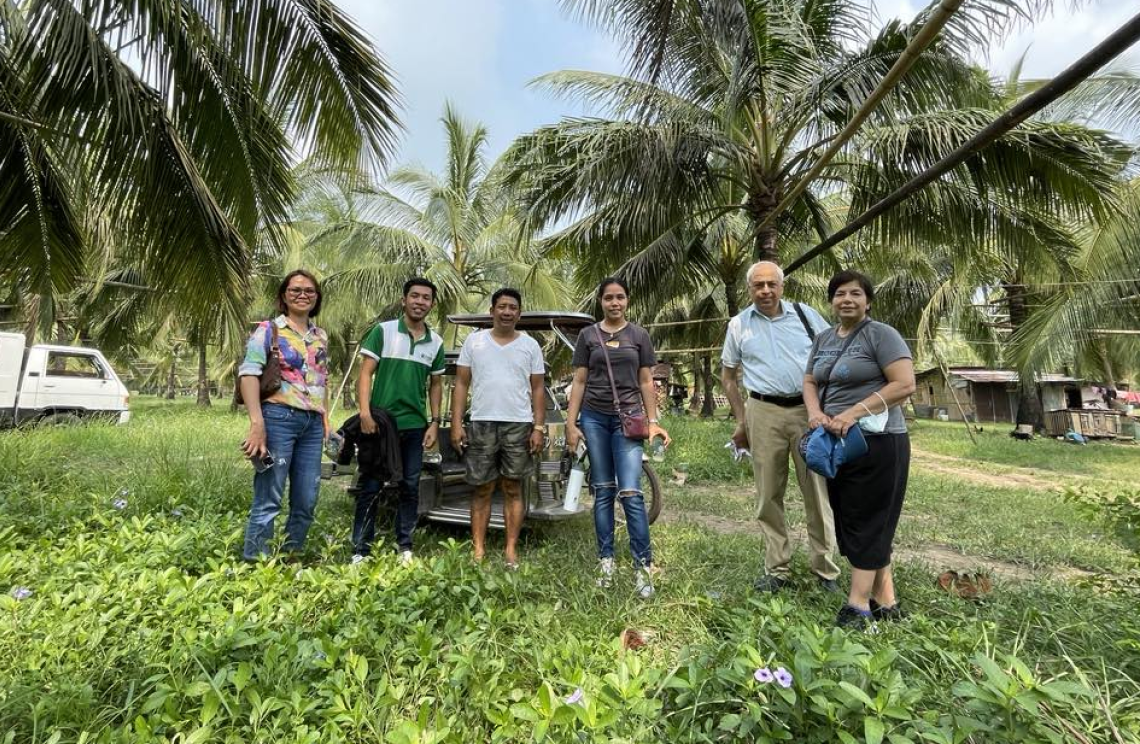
[
  {"left": 912, "top": 367, "right": 1081, "bottom": 424},
  {"left": 1044, "top": 408, "right": 1129, "bottom": 439}
]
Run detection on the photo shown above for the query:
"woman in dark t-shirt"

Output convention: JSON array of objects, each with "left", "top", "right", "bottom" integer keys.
[
  {"left": 803, "top": 270, "right": 916, "bottom": 630},
  {"left": 566, "top": 277, "right": 671, "bottom": 599}
]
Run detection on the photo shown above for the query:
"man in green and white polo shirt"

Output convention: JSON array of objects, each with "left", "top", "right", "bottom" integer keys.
[{"left": 352, "top": 278, "right": 445, "bottom": 563}]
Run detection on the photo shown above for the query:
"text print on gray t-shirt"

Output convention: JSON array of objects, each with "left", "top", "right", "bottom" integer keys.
[{"left": 806, "top": 320, "right": 913, "bottom": 434}]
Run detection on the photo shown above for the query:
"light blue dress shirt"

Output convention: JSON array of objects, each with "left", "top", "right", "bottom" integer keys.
[{"left": 721, "top": 300, "right": 830, "bottom": 396}]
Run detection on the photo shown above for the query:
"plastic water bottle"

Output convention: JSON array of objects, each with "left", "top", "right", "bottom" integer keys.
[
  {"left": 649, "top": 437, "right": 666, "bottom": 462},
  {"left": 324, "top": 432, "right": 342, "bottom": 460},
  {"left": 564, "top": 458, "right": 586, "bottom": 511}
]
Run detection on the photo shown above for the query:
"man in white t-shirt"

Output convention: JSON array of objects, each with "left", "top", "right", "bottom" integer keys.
[{"left": 450, "top": 288, "right": 546, "bottom": 567}]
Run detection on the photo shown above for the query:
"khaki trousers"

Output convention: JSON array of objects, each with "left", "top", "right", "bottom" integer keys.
[{"left": 746, "top": 398, "right": 839, "bottom": 580}]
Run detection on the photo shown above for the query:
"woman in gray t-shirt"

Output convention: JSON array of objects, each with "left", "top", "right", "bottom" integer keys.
[{"left": 803, "top": 270, "right": 916, "bottom": 630}]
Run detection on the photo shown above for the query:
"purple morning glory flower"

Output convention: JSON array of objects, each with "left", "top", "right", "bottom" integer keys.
[
  {"left": 754, "top": 667, "right": 775, "bottom": 683},
  {"left": 774, "top": 667, "right": 793, "bottom": 688},
  {"left": 564, "top": 687, "right": 584, "bottom": 705},
  {"left": 112, "top": 498, "right": 127, "bottom": 510},
  {"left": 11, "top": 587, "right": 32, "bottom": 601}
]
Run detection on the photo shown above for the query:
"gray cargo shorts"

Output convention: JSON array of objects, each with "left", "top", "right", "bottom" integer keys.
[{"left": 465, "top": 421, "right": 533, "bottom": 485}]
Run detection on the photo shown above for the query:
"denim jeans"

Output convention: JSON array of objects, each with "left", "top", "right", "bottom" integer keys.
[
  {"left": 352, "top": 428, "right": 425, "bottom": 554},
  {"left": 242, "top": 403, "right": 324, "bottom": 560},
  {"left": 579, "top": 408, "right": 652, "bottom": 567}
]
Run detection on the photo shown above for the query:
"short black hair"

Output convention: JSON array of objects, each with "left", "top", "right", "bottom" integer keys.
[
  {"left": 491, "top": 287, "right": 522, "bottom": 309},
  {"left": 276, "top": 269, "right": 323, "bottom": 318},
  {"left": 827, "top": 270, "right": 875, "bottom": 302},
  {"left": 596, "top": 276, "right": 630, "bottom": 298},
  {"left": 403, "top": 277, "right": 438, "bottom": 301}
]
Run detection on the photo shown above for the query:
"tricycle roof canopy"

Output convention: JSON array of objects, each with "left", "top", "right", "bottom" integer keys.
[{"left": 447, "top": 311, "right": 596, "bottom": 332}]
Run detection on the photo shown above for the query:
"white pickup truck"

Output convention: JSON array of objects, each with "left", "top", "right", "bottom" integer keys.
[{"left": 0, "top": 332, "right": 131, "bottom": 428}]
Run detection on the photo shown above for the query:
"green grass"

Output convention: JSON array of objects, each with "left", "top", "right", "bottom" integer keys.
[
  {"left": 909, "top": 419, "right": 1140, "bottom": 482},
  {"left": 1, "top": 401, "right": 1138, "bottom": 742},
  {"left": 661, "top": 414, "right": 1136, "bottom": 575}
]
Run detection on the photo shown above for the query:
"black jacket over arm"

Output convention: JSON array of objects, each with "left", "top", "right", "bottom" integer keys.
[{"left": 337, "top": 407, "right": 403, "bottom": 485}]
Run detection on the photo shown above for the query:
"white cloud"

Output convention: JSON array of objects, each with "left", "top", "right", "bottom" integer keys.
[
  {"left": 988, "top": 1, "right": 1140, "bottom": 77},
  {"left": 341, "top": 0, "right": 509, "bottom": 168}
]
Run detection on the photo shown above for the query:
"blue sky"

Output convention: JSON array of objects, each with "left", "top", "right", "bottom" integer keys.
[{"left": 338, "top": 0, "right": 1140, "bottom": 172}]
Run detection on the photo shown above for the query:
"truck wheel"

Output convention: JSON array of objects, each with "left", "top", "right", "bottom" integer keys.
[{"left": 41, "top": 413, "right": 83, "bottom": 427}]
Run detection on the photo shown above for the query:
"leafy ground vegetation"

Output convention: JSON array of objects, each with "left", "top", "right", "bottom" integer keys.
[{"left": 2, "top": 403, "right": 1138, "bottom": 743}]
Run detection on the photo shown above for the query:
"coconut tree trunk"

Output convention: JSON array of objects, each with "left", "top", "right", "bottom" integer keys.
[
  {"left": 341, "top": 341, "right": 357, "bottom": 408},
  {"left": 165, "top": 344, "right": 180, "bottom": 400},
  {"left": 723, "top": 277, "right": 742, "bottom": 317},
  {"left": 688, "top": 353, "right": 702, "bottom": 414},
  {"left": 747, "top": 187, "right": 780, "bottom": 262},
  {"left": 1094, "top": 337, "right": 1117, "bottom": 390},
  {"left": 1004, "top": 279, "right": 1044, "bottom": 430},
  {"left": 700, "top": 354, "right": 715, "bottom": 418},
  {"left": 196, "top": 338, "right": 211, "bottom": 407}
]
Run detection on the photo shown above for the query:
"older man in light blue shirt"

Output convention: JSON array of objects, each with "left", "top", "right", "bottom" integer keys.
[{"left": 721, "top": 261, "right": 839, "bottom": 593}]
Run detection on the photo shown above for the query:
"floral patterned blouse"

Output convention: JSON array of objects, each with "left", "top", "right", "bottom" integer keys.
[{"left": 238, "top": 315, "right": 329, "bottom": 414}]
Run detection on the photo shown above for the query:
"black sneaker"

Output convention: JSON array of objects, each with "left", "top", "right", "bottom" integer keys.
[
  {"left": 753, "top": 575, "right": 789, "bottom": 593},
  {"left": 835, "top": 604, "right": 873, "bottom": 630},
  {"left": 817, "top": 577, "right": 841, "bottom": 594},
  {"left": 869, "top": 599, "right": 905, "bottom": 622}
]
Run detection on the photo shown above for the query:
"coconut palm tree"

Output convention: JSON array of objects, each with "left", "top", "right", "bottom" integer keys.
[
  {"left": 506, "top": 0, "right": 1112, "bottom": 265},
  {"left": 1008, "top": 176, "right": 1140, "bottom": 389},
  {"left": 887, "top": 60, "right": 1140, "bottom": 426},
  {"left": 503, "top": 0, "right": 1132, "bottom": 427},
  {"left": 0, "top": 0, "right": 401, "bottom": 341},
  {"left": 317, "top": 104, "right": 571, "bottom": 346}
]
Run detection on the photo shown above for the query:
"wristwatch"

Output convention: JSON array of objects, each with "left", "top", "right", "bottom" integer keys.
[
  {"left": 648, "top": 418, "right": 659, "bottom": 424},
  {"left": 533, "top": 424, "right": 547, "bottom": 433},
  {"left": 430, "top": 417, "right": 442, "bottom": 425}
]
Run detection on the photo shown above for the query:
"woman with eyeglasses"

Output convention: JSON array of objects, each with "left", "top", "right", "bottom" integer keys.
[{"left": 239, "top": 270, "right": 332, "bottom": 560}]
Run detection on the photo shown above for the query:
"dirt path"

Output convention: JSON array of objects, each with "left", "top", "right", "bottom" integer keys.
[
  {"left": 663, "top": 509, "right": 1094, "bottom": 582},
  {"left": 909, "top": 448, "right": 1062, "bottom": 492}
]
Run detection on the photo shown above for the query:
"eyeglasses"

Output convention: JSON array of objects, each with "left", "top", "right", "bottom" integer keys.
[{"left": 286, "top": 288, "right": 318, "bottom": 297}]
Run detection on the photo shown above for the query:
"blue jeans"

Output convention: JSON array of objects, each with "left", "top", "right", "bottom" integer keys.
[
  {"left": 579, "top": 408, "right": 652, "bottom": 567},
  {"left": 243, "top": 403, "right": 324, "bottom": 560},
  {"left": 352, "top": 428, "right": 425, "bottom": 554}
]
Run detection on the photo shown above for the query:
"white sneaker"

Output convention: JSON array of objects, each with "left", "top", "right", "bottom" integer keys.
[
  {"left": 596, "top": 557, "right": 615, "bottom": 588},
  {"left": 350, "top": 554, "right": 366, "bottom": 565},
  {"left": 635, "top": 567, "right": 655, "bottom": 599},
  {"left": 399, "top": 550, "right": 414, "bottom": 565}
]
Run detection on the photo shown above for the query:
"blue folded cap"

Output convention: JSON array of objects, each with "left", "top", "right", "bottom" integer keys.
[{"left": 800, "top": 425, "right": 868, "bottom": 478}]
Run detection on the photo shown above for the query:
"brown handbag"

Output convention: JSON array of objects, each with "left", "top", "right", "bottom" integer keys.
[
  {"left": 234, "top": 321, "right": 282, "bottom": 406},
  {"left": 594, "top": 325, "right": 650, "bottom": 440}
]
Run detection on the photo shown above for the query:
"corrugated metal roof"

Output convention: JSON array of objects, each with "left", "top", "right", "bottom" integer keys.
[
  {"left": 945, "top": 369, "right": 1079, "bottom": 384},
  {"left": 952, "top": 370, "right": 1019, "bottom": 383},
  {"left": 915, "top": 367, "right": 1080, "bottom": 384}
]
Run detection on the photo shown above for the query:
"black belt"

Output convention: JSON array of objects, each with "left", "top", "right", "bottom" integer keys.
[{"left": 748, "top": 391, "right": 803, "bottom": 407}]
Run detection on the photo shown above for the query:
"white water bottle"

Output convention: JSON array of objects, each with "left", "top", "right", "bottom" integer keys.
[
  {"left": 564, "top": 459, "right": 586, "bottom": 511},
  {"left": 563, "top": 440, "right": 587, "bottom": 511}
]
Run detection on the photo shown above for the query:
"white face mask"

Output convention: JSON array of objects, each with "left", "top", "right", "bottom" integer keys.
[{"left": 858, "top": 391, "right": 891, "bottom": 434}]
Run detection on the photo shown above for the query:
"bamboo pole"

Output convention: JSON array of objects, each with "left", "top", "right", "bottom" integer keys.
[
  {"left": 936, "top": 351, "right": 977, "bottom": 444},
  {"left": 786, "top": 10, "right": 1140, "bottom": 275}
]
